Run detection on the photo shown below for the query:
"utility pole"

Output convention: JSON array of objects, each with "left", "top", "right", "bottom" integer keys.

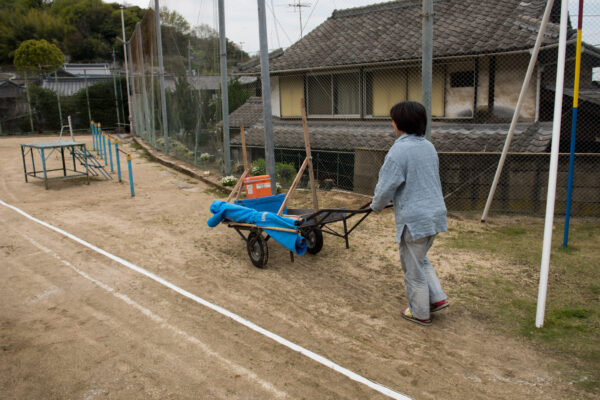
[
  {"left": 155, "top": 0, "right": 169, "bottom": 154},
  {"left": 288, "top": 1, "right": 310, "bottom": 39},
  {"left": 422, "top": 0, "right": 433, "bottom": 140},
  {"left": 120, "top": 6, "right": 133, "bottom": 134},
  {"left": 218, "top": 0, "right": 231, "bottom": 175},
  {"left": 258, "top": 0, "right": 276, "bottom": 193}
]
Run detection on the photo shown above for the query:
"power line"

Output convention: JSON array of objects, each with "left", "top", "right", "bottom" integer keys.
[
  {"left": 271, "top": 0, "right": 281, "bottom": 48},
  {"left": 267, "top": 1, "right": 294, "bottom": 47},
  {"left": 288, "top": 0, "right": 311, "bottom": 38},
  {"left": 302, "top": 0, "right": 320, "bottom": 33}
]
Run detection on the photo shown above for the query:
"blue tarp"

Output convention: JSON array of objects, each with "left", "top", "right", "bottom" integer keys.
[{"left": 207, "top": 200, "right": 307, "bottom": 255}]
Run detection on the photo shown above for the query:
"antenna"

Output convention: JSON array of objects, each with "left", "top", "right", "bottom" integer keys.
[{"left": 288, "top": 0, "right": 310, "bottom": 38}]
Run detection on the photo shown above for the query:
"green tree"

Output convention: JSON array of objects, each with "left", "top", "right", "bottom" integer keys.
[
  {"left": 228, "top": 78, "right": 251, "bottom": 114},
  {"left": 160, "top": 7, "right": 190, "bottom": 34},
  {"left": 14, "top": 38, "right": 64, "bottom": 70}
]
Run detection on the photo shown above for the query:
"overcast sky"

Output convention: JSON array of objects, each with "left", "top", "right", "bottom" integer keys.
[{"left": 116, "top": 0, "right": 600, "bottom": 55}]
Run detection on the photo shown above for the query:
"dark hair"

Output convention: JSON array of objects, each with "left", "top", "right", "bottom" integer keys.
[{"left": 389, "top": 101, "right": 427, "bottom": 136}]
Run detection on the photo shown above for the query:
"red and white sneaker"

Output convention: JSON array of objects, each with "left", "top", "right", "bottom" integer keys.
[{"left": 431, "top": 300, "right": 449, "bottom": 313}]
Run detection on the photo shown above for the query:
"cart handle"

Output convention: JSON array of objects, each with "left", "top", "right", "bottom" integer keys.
[{"left": 297, "top": 201, "right": 393, "bottom": 225}]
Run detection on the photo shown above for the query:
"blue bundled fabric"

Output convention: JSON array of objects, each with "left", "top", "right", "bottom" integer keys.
[
  {"left": 207, "top": 200, "right": 307, "bottom": 255},
  {"left": 234, "top": 194, "right": 287, "bottom": 213}
]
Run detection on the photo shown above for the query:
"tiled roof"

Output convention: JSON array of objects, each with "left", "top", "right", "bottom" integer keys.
[
  {"left": 250, "top": 0, "right": 562, "bottom": 73},
  {"left": 229, "top": 97, "right": 264, "bottom": 128},
  {"left": 41, "top": 76, "right": 113, "bottom": 96},
  {"left": 230, "top": 120, "right": 553, "bottom": 153}
]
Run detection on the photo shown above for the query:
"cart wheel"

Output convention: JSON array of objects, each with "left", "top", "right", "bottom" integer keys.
[
  {"left": 305, "top": 229, "right": 323, "bottom": 255},
  {"left": 247, "top": 231, "right": 269, "bottom": 268}
]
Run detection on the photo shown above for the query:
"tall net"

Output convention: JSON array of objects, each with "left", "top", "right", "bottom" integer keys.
[
  {"left": 225, "top": 0, "right": 600, "bottom": 217},
  {"left": 116, "top": 0, "right": 600, "bottom": 217},
  {"left": 127, "top": 5, "right": 225, "bottom": 173}
]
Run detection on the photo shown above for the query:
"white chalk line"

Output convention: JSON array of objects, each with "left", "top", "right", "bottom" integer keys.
[
  {"left": 20, "top": 233, "right": 287, "bottom": 399},
  {"left": 1, "top": 199, "right": 411, "bottom": 400}
]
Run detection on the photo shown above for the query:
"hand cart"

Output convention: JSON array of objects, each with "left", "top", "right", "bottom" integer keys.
[{"left": 225, "top": 200, "right": 391, "bottom": 268}]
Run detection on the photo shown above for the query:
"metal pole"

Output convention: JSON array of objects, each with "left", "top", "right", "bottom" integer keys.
[
  {"left": 154, "top": 0, "right": 170, "bottom": 154},
  {"left": 422, "top": 0, "right": 433, "bottom": 140},
  {"left": 563, "top": 0, "right": 584, "bottom": 247},
  {"left": 127, "top": 154, "right": 135, "bottom": 197},
  {"left": 218, "top": 0, "right": 231, "bottom": 175},
  {"left": 54, "top": 71, "right": 63, "bottom": 128},
  {"left": 115, "top": 140, "right": 122, "bottom": 182},
  {"left": 112, "top": 49, "right": 121, "bottom": 128},
  {"left": 188, "top": 39, "right": 192, "bottom": 74},
  {"left": 121, "top": 7, "right": 134, "bottom": 134},
  {"left": 84, "top": 69, "right": 92, "bottom": 125},
  {"left": 108, "top": 136, "right": 114, "bottom": 173},
  {"left": 257, "top": 0, "right": 276, "bottom": 193},
  {"left": 25, "top": 71, "right": 34, "bottom": 132},
  {"left": 68, "top": 115, "right": 74, "bottom": 141},
  {"left": 481, "top": 0, "right": 554, "bottom": 222},
  {"left": 536, "top": 0, "right": 569, "bottom": 329},
  {"left": 91, "top": 122, "right": 96, "bottom": 151}
]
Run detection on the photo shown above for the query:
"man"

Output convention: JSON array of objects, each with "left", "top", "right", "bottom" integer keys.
[{"left": 371, "top": 101, "right": 448, "bottom": 326}]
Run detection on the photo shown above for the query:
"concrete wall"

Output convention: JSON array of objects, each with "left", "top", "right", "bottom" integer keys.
[{"left": 493, "top": 53, "right": 537, "bottom": 121}]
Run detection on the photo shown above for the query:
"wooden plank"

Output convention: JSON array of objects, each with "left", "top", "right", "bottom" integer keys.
[
  {"left": 300, "top": 98, "right": 319, "bottom": 211},
  {"left": 277, "top": 157, "right": 308, "bottom": 215},
  {"left": 227, "top": 222, "right": 298, "bottom": 233},
  {"left": 226, "top": 169, "right": 249, "bottom": 203}
]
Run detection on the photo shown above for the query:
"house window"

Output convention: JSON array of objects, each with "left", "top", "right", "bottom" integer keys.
[
  {"left": 367, "top": 66, "right": 445, "bottom": 117},
  {"left": 279, "top": 75, "right": 303, "bottom": 117},
  {"left": 450, "top": 70, "right": 474, "bottom": 87},
  {"left": 307, "top": 72, "right": 359, "bottom": 116},
  {"left": 307, "top": 75, "right": 332, "bottom": 115}
]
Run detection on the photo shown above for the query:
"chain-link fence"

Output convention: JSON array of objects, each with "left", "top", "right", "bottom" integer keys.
[
  {"left": 226, "top": 0, "right": 600, "bottom": 217},
  {"left": 0, "top": 66, "right": 128, "bottom": 135},
  {"left": 126, "top": 7, "right": 232, "bottom": 175},
  {"left": 3, "top": 1, "right": 598, "bottom": 217}
]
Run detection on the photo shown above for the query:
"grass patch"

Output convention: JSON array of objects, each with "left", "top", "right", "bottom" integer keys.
[
  {"left": 443, "top": 216, "right": 600, "bottom": 393},
  {"left": 204, "top": 187, "right": 229, "bottom": 197}
]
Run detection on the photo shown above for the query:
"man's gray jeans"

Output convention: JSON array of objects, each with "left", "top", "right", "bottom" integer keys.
[{"left": 399, "top": 227, "right": 447, "bottom": 320}]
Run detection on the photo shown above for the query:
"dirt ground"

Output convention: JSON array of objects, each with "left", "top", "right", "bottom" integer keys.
[{"left": 0, "top": 134, "right": 594, "bottom": 400}]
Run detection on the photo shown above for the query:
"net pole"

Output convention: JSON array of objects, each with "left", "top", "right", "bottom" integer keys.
[
  {"left": 563, "top": 0, "right": 585, "bottom": 247},
  {"left": 422, "top": 0, "right": 433, "bottom": 140},
  {"left": 218, "top": 0, "right": 231, "bottom": 175},
  {"left": 121, "top": 7, "right": 134, "bottom": 134},
  {"left": 25, "top": 71, "right": 34, "bottom": 132},
  {"left": 257, "top": 0, "right": 276, "bottom": 193},
  {"left": 84, "top": 69, "right": 92, "bottom": 125},
  {"left": 154, "top": 0, "right": 169, "bottom": 154},
  {"left": 55, "top": 71, "right": 63, "bottom": 128},
  {"left": 536, "top": 0, "right": 569, "bottom": 329}
]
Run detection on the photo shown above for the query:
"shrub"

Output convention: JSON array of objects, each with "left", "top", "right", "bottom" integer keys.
[
  {"left": 250, "top": 158, "right": 266, "bottom": 175},
  {"left": 221, "top": 175, "right": 237, "bottom": 186},
  {"left": 199, "top": 152, "right": 211, "bottom": 162},
  {"left": 249, "top": 158, "right": 297, "bottom": 185},
  {"left": 275, "top": 161, "right": 296, "bottom": 185}
]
